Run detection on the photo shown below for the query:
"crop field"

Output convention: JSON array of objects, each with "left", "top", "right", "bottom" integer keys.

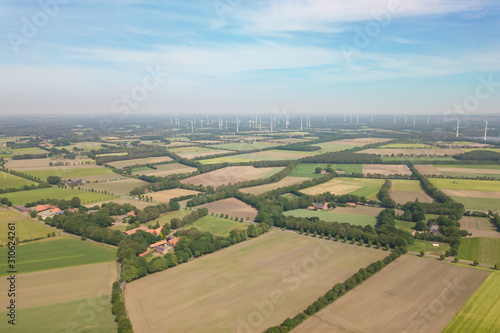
[
  {"left": 333, "top": 205, "right": 386, "bottom": 216},
  {"left": 0, "top": 295, "right": 117, "bottom": 333},
  {"left": 199, "top": 150, "right": 318, "bottom": 164},
  {"left": 459, "top": 216, "right": 499, "bottom": 238},
  {"left": 300, "top": 177, "right": 384, "bottom": 200},
  {"left": 436, "top": 165, "right": 500, "bottom": 179},
  {"left": 415, "top": 164, "right": 444, "bottom": 176},
  {"left": 408, "top": 239, "right": 450, "bottom": 255},
  {"left": 177, "top": 149, "right": 235, "bottom": 159},
  {"left": 240, "top": 176, "right": 310, "bottom": 195},
  {"left": 458, "top": 237, "right": 500, "bottom": 265},
  {"left": 5, "top": 158, "right": 95, "bottom": 170},
  {"left": 0, "top": 171, "right": 38, "bottom": 189},
  {"left": 81, "top": 178, "right": 148, "bottom": 196},
  {"left": 197, "top": 198, "right": 259, "bottom": 220},
  {"left": 283, "top": 209, "right": 377, "bottom": 226},
  {"left": 359, "top": 148, "right": 463, "bottom": 157},
  {"left": 443, "top": 272, "right": 500, "bottom": 332},
  {"left": 288, "top": 163, "right": 362, "bottom": 178},
  {"left": 293, "top": 255, "right": 490, "bottom": 333},
  {"left": 389, "top": 179, "right": 433, "bottom": 204},
  {"left": 131, "top": 162, "right": 197, "bottom": 177},
  {"left": 461, "top": 148, "right": 500, "bottom": 153},
  {"left": 0, "top": 261, "right": 116, "bottom": 309},
  {"left": 107, "top": 156, "right": 173, "bottom": 169},
  {"left": 0, "top": 237, "right": 116, "bottom": 275},
  {"left": 0, "top": 215, "right": 54, "bottom": 245},
  {"left": 125, "top": 230, "right": 387, "bottom": 333},
  {"left": 313, "top": 141, "right": 365, "bottom": 153},
  {"left": 2, "top": 187, "right": 117, "bottom": 206},
  {"left": 451, "top": 197, "right": 500, "bottom": 211},
  {"left": 381, "top": 156, "right": 457, "bottom": 162},
  {"left": 24, "top": 165, "right": 116, "bottom": 181},
  {"left": 180, "top": 166, "right": 281, "bottom": 187},
  {"left": 11, "top": 147, "right": 49, "bottom": 155},
  {"left": 362, "top": 164, "right": 412, "bottom": 176},
  {"left": 380, "top": 143, "right": 434, "bottom": 148},
  {"left": 150, "top": 188, "right": 200, "bottom": 203},
  {"left": 181, "top": 215, "right": 248, "bottom": 236},
  {"left": 429, "top": 178, "right": 500, "bottom": 192},
  {"left": 209, "top": 142, "right": 282, "bottom": 151},
  {"left": 86, "top": 197, "right": 153, "bottom": 210}
]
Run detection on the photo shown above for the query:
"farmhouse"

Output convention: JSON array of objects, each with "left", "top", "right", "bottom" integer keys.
[
  {"left": 346, "top": 202, "right": 357, "bottom": 207},
  {"left": 35, "top": 204, "right": 53, "bottom": 212},
  {"left": 153, "top": 246, "right": 166, "bottom": 253},
  {"left": 14, "top": 205, "right": 29, "bottom": 213},
  {"left": 123, "top": 226, "right": 162, "bottom": 236},
  {"left": 167, "top": 236, "right": 180, "bottom": 247},
  {"left": 308, "top": 203, "right": 328, "bottom": 210},
  {"left": 149, "top": 240, "right": 167, "bottom": 248}
]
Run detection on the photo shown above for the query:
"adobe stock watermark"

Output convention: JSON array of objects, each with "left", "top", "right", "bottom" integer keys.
[
  {"left": 7, "top": 0, "right": 71, "bottom": 54},
  {"left": 236, "top": 238, "right": 336, "bottom": 333},
  {"left": 405, "top": 277, "right": 467, "bottom": 332},
  {"left": 340, "top": 0, "right": 402, "bottom": 63},
  {"left": 211, "top": 0, "right": 243, "bottom": 28}
]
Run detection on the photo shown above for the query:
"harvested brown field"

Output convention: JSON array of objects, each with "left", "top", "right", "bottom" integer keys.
[
  {"left": 132, "top": 163, "right": 197, "bottom": 177},
  {"left": 240, "top": 176, "right": 310, "bottom": 195},
  {"left": 359, "top": 148, "right": 463, "bottom": 157},
  {"left": 363, "top": 164, "right": 412, "bottom": 176},
  {"left": 390, "top": 191, "right": 434, "bottom": 204},
  {"left": 81, "top": 178, "right": 148, "bottom": 196},
  {"left": 415, "top": 165, "right": 444, "bottom": 176},
  {"left": 108, "top": 156, "right": 173, "bottom": 169},
  {"left": 459, "top": 216, "right": 500, "bottom": 238},
  {"left": 5, "top": 158, "right": 95, "bottom": 170},
  {"left": 180, "top": 166, "right": 280, "bottom": 187},
  {"left": 84, "top": 198, "right": 153, "bottom": 209},
  {"left": 125, "top": 230, "right": 387, "bottom": 333},
  {"left": 442, "top": 189, "right": 500, "bottom": 199},
  {"left": 178, "top": 149, "right": 234, "bottom": 159},
  {"left": 0, "top": 262, "right": 116, "bottom": 309},
  {"left": 293, "top": 255, "right": 490, "bottom": 333},
  {"left": 150, "top": 188, "right": 200, "bottom": 203},
  {"left": 197, "top": 198, "right": 258, "bottom": 220}
]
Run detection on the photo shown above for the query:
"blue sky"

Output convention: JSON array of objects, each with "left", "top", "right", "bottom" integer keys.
[{"left": 1, "top": 0, "right": 500, "bottom": 116}]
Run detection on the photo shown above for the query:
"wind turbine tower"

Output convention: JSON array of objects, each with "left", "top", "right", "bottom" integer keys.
[
  {"left": 300, "top": 116, "right": 303, "bottom": 131},
  {"left": 484, "top": 121, "right": 488, "bottom": 140},
  {"left": 236, "top": 117, "right": 239, "bottom": 133},
  {"left": 270, "top": 116, "right": 273, "bottom": 132},
  {"left": 413, "top": 115, "right": 415, "bottom": 127},
  {"left": 456, "top": 120, "right": 460, "bottom": 138}
]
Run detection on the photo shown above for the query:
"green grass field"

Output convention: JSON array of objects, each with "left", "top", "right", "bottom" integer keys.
[
  {"left": 438, "top": 164, "right": 500, "bottom": 170},
  {"left": 300, "top": 177, "right": 384, "bottom": 200},
  {"left": 2, "top": 188, "right": 117, "bottom": 206},
  {"left": 442, "top": 171, "right": 500, "bottom": 180},
  {"left": 209, "top": 142, "right": 281, "bottom": 151},
  {"left": 443, "top": 272, "right": 499, "bottom": 332},
  {"left": 199, "top": 150, "right": 318, "bottom": 164},
  {"left": 313, "top": 142, "right": 362, "bottom": 153},
  {"left": 390, "top": 179, "right": 424, "bottom": 192},
  {"left": 0, "top": 218, "right": 55, "bottom": 245},
  {"left": 395, "top": 220, "right": 416, "bottom": 233},
  {"left": 259, "top": 167, "right": 285, "bottom": 179},
  {"left": 11, "top": 147, "right": 48, "bottom": 155},
  {"left": 0, "top": 171, "right": 38, "bottom": 189},
  {"left": 380, "top": 143, "right": 434, "bottom": 148},
  {"left": 24, "top": 167, "right": 115, "bottom": 180},
  {"left": 460, "top": 148, "right": 500, "bottom": 153},
  {"left": 283, "top": 209, "right": 376, "bottom": 227},
  {"left": 0, "top": 295, "right": 117, "bottom": 333},
  {"left": 429, "top": 178, "right": 500, "bottom": 192},
  {"left": 288, "top": 163, "right": 328, "bottom": 178},
  {"left": 458, "top": 237, "right": 500, "bottom": 265},
  {"left": 181, "top": 215, "right": 248, "bottom": 236},
  {"left": 0, "top": 237, "right": 117, "bottom": 275},
  {"left": 451, "top": 197, "right": 500, "bottom": 211},
  {"left": 408, "top": 239, "right": 450, "bottom": 255},
  {"left": 381, "top": 157, "right": 456, "bottom": 162}
]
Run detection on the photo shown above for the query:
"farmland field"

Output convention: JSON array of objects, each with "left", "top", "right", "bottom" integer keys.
[
  {"left": 283, "top": 209, "right": 377, "bottom": 226},
  {"left": 381, "top": 156, "right": 456, "bottom": 162},
  {"left": 198, "top": 150, "right": 318, "bottom": 164},
  {"left": 196, "top": 198, "right": 258, "bottom": 220},
  {"left": 0, "top": 171, "right": 38, "bottom": 189},
  {"left": 2, "top": 187, "right": 117, "bottom": 206},
  {"left": 451, "top": 196, "right": 500, "bottom": 211},
  {"left": 176, "top": 148, "right": 235, "bottom": 159},
  {"left": 389, "top": 179, "right": 433, "bottom": 204},
  {"left": 125, "top": 230, "right": 387, "bottom": 333},
  {"left": 458, "top": 237, "right": 500, "bottom": 265},
  {"left": 408, "top": 239, "right": 450, "bottom": 255},
  {"left": 81, "top": 178, "right": 148, "bottom": 196},
  {"left": 180, "top": 215, "right": 248, "bottom": 236},
  {"left": 362, "top": 164, "right": 412, "bottom": 176},
  {"left": 0, "top": 215, "right": 55, "bottom": 245},
  {"left": 131, "top": 162, "right": 197, "bottom": 177},
  {"left": 24, "top": 165, "right": 116, "bottom": 181},
  {"left": 380, "top": 143, "right": 433, "bottom": 148},
  {"left": 209, "top": 142, "right": 282, "bottom": 151},
  {"left": 180, "top": 166, "right": 281, "bottom": 187},
  {"left": 359, "top": 148, "right": 463, "bottom": 156},
  {"left": 0, "top": 295, "right": 117, "bottom": 333},
  {"left": 5, "top": 158, "right": 95, "bottom": 170},
  {"left": 150, "top": 188, "right": 200, "bottom": 202},
  {"left": 85, "top": 197, "right": 154, "bottom": 210},
  {"left": 0, "top": 261, "right": 116, "bottom": 309},
  {"left": 240, "top": 176, "right": 310, "bottom": 195},
  {"left": 0, "top": 237, "right": 116, "bottom": 275},
  {"left": 395, "top": 219, "right": 416, "bottom": 233},
  {"left": 459, "top": 216, "right": 500, "bottom": 238},
  {"left": 107, "top": 156, "right": 173, "bottom": 168},
  {"left": 293, "top": 255, "right": 490, "bottom": 333},
  {"left": 443, "top": 272, "right": 500, "bottom": 332},
  {"left": 288, "top": 163, "right": 362, "bottom": 178},
  {"left": 300, "top": 177, "right": 384, "bottom": 200},
  {"left": 429, "top": 178, "right": 500, "bottom": 192},
  {"left": 11, "top": 147, "right": 49, "bottom": 155}
]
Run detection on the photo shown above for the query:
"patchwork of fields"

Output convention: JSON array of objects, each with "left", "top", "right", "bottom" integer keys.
[
  {"left": 300, "top": 177, "right": 384, "bottom": 200},
  {"left": 240, "top": 176, "right": 310, "bottom": 195},
  {"left": 181, "top": 166, "right": 281, "bottom": 187}
]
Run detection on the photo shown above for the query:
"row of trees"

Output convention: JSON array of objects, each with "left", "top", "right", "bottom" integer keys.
[
  {"left": 111, "top": 282, "right": 133, "bottom": 333},
  {"left": 376, "top": 179, "right": 396, "bottom": 208}
]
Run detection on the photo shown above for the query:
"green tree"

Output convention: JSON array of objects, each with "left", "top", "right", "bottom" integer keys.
[
  {"left": 30, "top": 210, "right": 38, "bottom": 218},
  {"left": 47, "top": 175, "right": 62, "bottom": 185},
  {"left": 440, "top": 254, "right": 445, "bottom": 261},
  {"left": 473, "top": 260, "right": 479, "bottom": 266},
  {"left": 420, "top": 250, "right": 425, "bottom": 257},
  {"left": 70, "top": 196, "right": 81, "bottom": 208}
]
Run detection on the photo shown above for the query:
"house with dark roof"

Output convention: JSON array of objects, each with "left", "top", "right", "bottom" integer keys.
[{"left": 308, "top": 203, "right": 328, "bottom": 210}]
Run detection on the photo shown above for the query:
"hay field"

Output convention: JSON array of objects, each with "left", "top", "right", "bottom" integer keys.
[
  {"left": 197, "top": 198, "right": 258, "bottom": 220},
  {"left": 0, "top": 262, "right": 116, "bottom": 309},
  {"left": 5, "top": 158, "right": 95, "bottom": 170},
  {"left": 359, "top": 148, "right": 463, "bottom": 156},
  {"left": 458, "top": 237, "right": 500, "bottom": 265},
  {"left": 293, "top": 255, "right": 490, "bottom": 333},
  {"left": 131, "top": 163, "right": 197, "bottom": 177},
  {"left": 389, "top": 179, "right": 433, "bottom": 204},
  {"left": 332, "top": 206, "right": 386, "bottom": 216},
  {"left": 0, "top": 171, "right": 38, "bottom": 189},
  {"left": 415, "top": 164, "right": 444, "bottom": 176},
  {"left": 85, "top": 197, "right": 153, "bottom": 210},
  {"left": 24, "top": 166, "right": 116, "bottom": 181},
  {"left": 125, "top": 230, "right": 387, "bottom": 333},
  {"left": 180, "top": 166, "right": 280, "bottom": 187},
  {"left": 362, "top": 164, "right": 412, "bottom": 176},
  {"left": 0, "top": 214, "right": 54, "bottom": 245},
  {"left": 3, "top": 188, "right": 116, "bottom": 206},
  {"left": 283, "top": 209, "right": 377, "bottom": 226},
  {"left": 107, "top": 156, "right": 173, "bottom": 168},
  {"left": 81, "top": 178, "right": 148, "bottom": 195},
  {"left": 150, "top": 188, "right": 200, "bottom": 203},
  {"left": 240, "top": 176, "right": 310, "bottom": 195},
  {"left": 459, "top": 216, "right": 500, "bottom": 238},
  {"left": 430, "top": 179, "right": 500, "bottom": 193},
  {"left": 300, "top": 177, "right": 384, "bottom": 200},
  {"left": 180, "top": 215, "right": 248, "bottom": 236}
]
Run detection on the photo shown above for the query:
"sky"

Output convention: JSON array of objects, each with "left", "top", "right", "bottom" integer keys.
[{"left": 1, "top": 0, "right": 500, "bottom": 117}]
